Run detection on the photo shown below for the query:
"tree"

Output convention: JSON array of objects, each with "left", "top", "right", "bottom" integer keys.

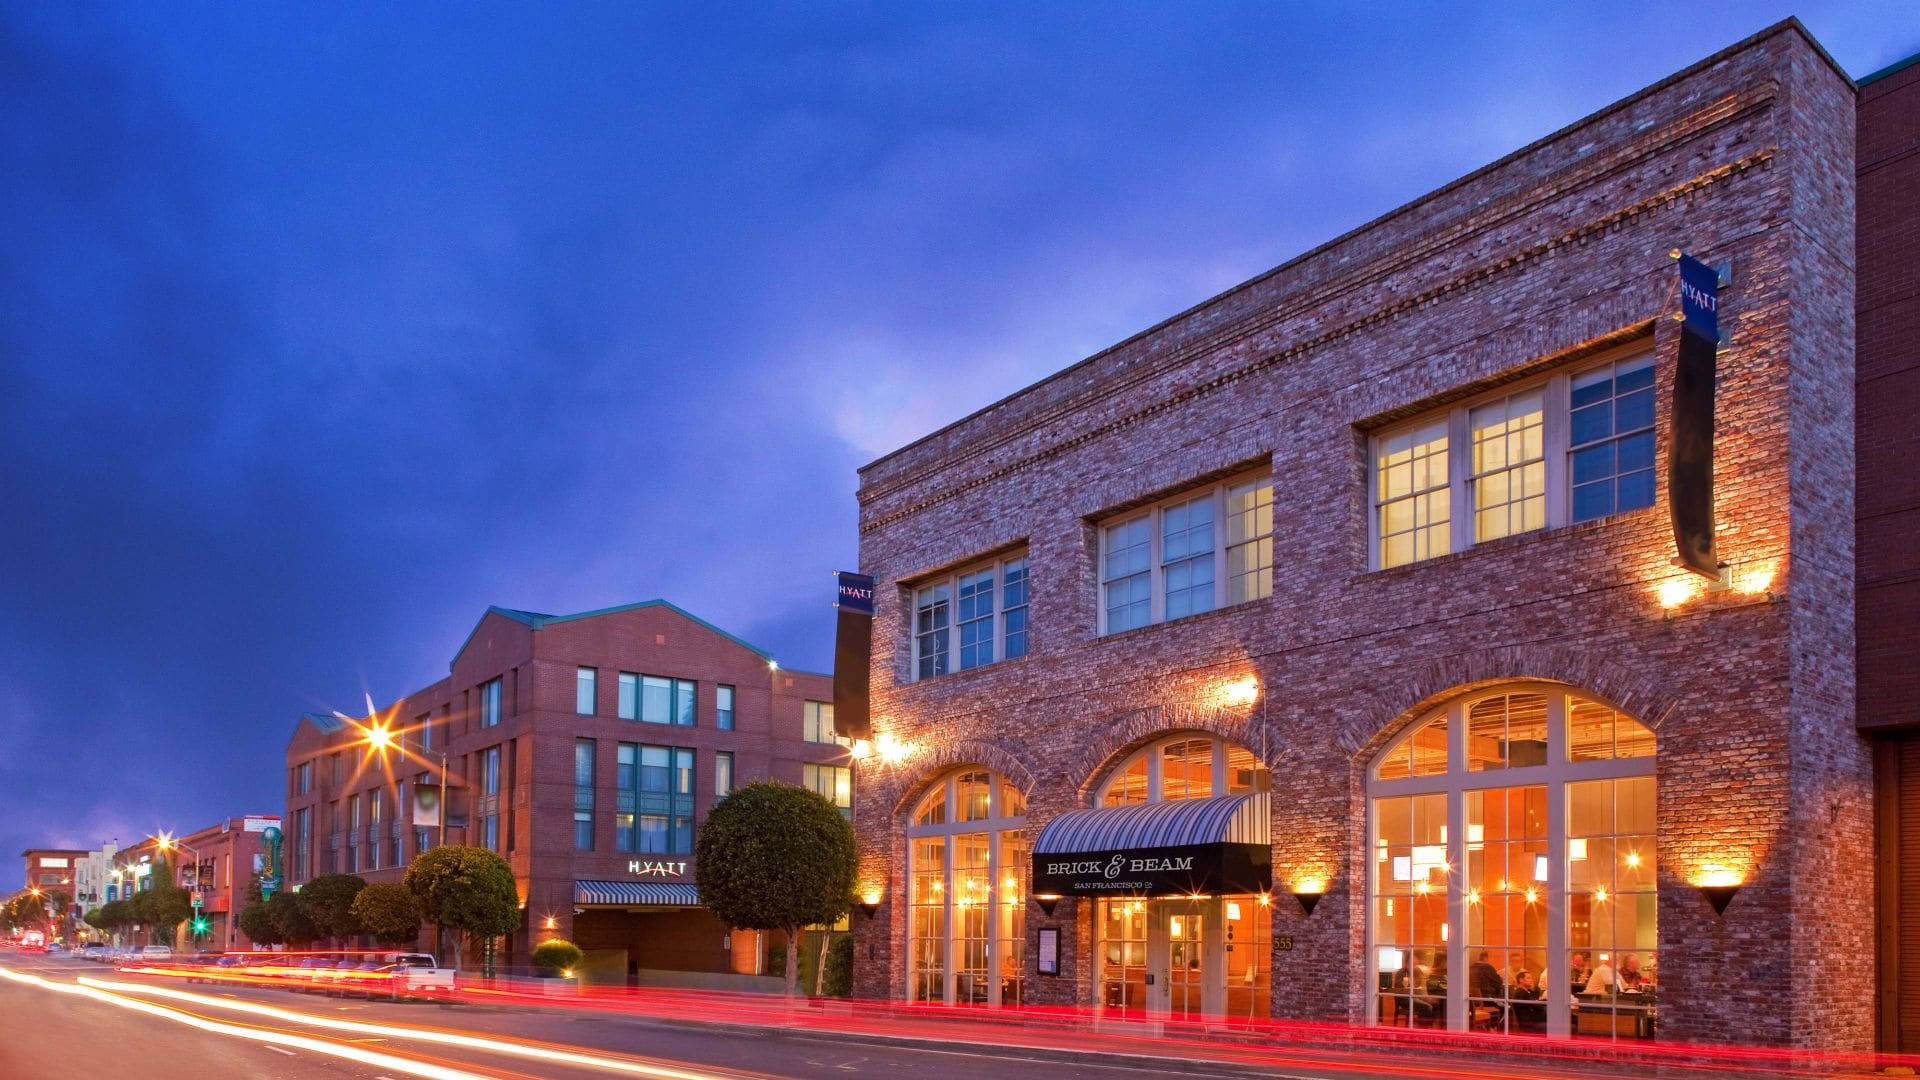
[
  {"left": 403, "top": 846, "right": 519, "bottom": 973},
  {"left": 297, "top": 874, "right": 368, "bottom": 943},
  {"left": 531, "top": 939, "right": 582, "bottom": 978},
  {"left": 132, "top": 866, "right": 192, "bottom": 946},
  {"left": 82, "top": 908, "right": 106, "bottom": 933},
  {"left": 695, "top": 782, "right": 856, "bottom": 997},
  {"left": 237, "top": 900, "right": 282, "bottom": 947},
  {"left": 97, "top": 899, "right": 133, "bottom": 940},
  {"left": 351, "top": 883, "right": 424, "bottom": 946},
  {"left": 266, "top": 891, "right": 318, "bottom": 947}
]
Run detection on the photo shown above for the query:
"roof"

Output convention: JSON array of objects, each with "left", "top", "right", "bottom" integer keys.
[
  {"left": 302, "top": 712, "right": 348, "bottom": 734},
  {"left": 450, "top": 599, "right": 789, "bottom": 671},
  {"left": 858, "top": 18, "right": 1850, "bottom": 479},
  {"left": 1859, "top": 48, "right": 1920, "bottom": 87}
]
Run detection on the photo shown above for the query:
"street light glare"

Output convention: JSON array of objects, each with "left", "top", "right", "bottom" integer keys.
[{"left": 367, "top": 724, "right": 394, "bottom": 751}]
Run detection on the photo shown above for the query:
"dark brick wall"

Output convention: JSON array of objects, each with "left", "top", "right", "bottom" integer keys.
[{"left": 851, "top": 23, "right": 1868, "bottom": 1050}]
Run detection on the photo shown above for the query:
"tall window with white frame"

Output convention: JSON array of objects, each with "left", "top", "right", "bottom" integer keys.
[
  {"left": 803, "top": 700, "right": 837, "bottom": 743},
  {"left": 716, "top": 685, "right": 735, "bottom": 731},
  {"left": 715, "top": 751, "right": 734, "bottom": 799},
  {"left": 479, "top": 677, "right": 503, "bottom": 728},
  {"left": 574, "top": 738, "right": 595, "bottom": 851},
  {"left": 912, "top": 552, "right": 1030, "bottom": 680},
  {"left": 576, "top": 667, "right": 597, "bottom": 716},
  {"left": 1371, "top": 346, "right": 1656, "bottom": 570},
  {"left": 906, "top": 770, "right": 1028, "bottom": 1007},
  {"left": 1367, "top": 685, "right": 1657, "bottom": 1039},
  {"left": 1098, "top": 472, "right": 1272, "bottom": 635}
]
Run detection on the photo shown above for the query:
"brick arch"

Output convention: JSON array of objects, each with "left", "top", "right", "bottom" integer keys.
[
  {"left": 1342, "top": 642, "right": 1682, "bottom": 764},
  {"left": 885, "top": 739, "right": 1038, "bottom": 817},
  {"left": 1071, "top": 701, "right": 1265, "bottom": 801}
]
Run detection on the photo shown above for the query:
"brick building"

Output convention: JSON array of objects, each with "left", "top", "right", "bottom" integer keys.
[
  {"left": 1859, "top": 50, "right": 1920, "bottom": 1055},
  {"left": 125, "top": 817, "right": 279, "bottom": 952},
  {"left": 284, "top": 600, "right": 848, "bottom": 984},
  {"left": 850, "top": 21, "right": 1876, "bottom": 1050},
  {"left": 20, "top": 849, "right": 85, "bottom": 896}
]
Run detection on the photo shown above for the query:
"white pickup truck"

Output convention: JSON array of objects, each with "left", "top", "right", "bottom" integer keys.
[{"left": 374, "top": 952, "right": 456, "bottom": 1000}]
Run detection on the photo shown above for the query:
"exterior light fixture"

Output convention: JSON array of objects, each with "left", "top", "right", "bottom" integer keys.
[
  {"left": 1217, "top": 676, "right": 1260, "bottom": 708},
  {"left": 849, "top": 740, "right": 872, "bottom": 760},
  {"left": 1034, "top": 893, "right": 1063, "bottom": 916},
  {"left": 543, "top": 915, "right": 557, "bottom": 930},
  {"left": 768, "top": 660, "right": 779, "bottom": 671},
  {"left": 1696, "top": 868, "right": 1743, "bottom": 916},
  {"left": 1292, "top": 881, "right": 1326, "bottom": 917},
  {"left": 856, "top": 891, "right": 881, "bottom": 920}
]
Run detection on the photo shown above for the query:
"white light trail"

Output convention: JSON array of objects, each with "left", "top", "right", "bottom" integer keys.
[
  {"left": 78, "top": 975, "right": 745, "bottom": 1080},
  {"left": 0, "top": 965, "right": 487, "bottom": 1080}
]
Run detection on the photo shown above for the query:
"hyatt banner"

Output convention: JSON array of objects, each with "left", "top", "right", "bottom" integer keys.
[
  {"left": 1671, "top": 253, "right": 1721, "bottom": 578},
  {"left": 832, "top": 571, "right": 874, "bottom": 741},
  {"left": 1032, "top": 842, "right": 1272, "bottom": 898}
]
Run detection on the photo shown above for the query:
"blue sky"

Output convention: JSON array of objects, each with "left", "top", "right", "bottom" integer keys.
[{"left": 2, "top": 3, "right": 1912, "bottom": 887}]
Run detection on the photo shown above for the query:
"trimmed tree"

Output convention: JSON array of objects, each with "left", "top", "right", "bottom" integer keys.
[
  {"left": 695, "top": 782, "right": 856, "bottom": 997},
  {"left": 133, "top": 869, "right": 193, "bottom": 947},
  {"left": 297, "top": 874, "right": 368, "bottom": 944},
  {"left": 403, "top": 846, "right": 519, "bottom": 973},
  {"left": 531, "top": 939, "right": 583, "bottom": 978},
  {"left": 351, "top": 883, "right": 424, "bottom": 946},
  {"left": 267, "top": 890, "right": 319, "bottom": 947},
  {"left": 237, "top": 900, "right": 283, "bottom": 948}
]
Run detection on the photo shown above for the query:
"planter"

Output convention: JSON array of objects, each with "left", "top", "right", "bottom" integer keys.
[{"left": 536, "top": 975, "right": 580, "bottom": 996}]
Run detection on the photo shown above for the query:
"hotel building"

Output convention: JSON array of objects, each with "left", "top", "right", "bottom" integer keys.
[
  {"left": 284, "top": 600, "right": 849, "bottom": 984},
  {"left": 849, "top": 21, "right": 1909, "bottom": 1050}
]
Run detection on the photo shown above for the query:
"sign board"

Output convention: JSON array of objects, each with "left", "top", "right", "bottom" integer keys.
[
  {"left": 628, "top": 860, "right": 688, "bottom": 879},
  {"left": 412, "top": 782, "right": 443, "bottom": 828},
  {"left": 242, "top": 816, "right": 281, "bottom": 833},
  {"left": 259, "top": 826, "right": 283, "bottom": 900},
  {"left": 1671, "top": 251, "right": 1722, "bottom": 578},
  {"left": 1037, "top": 928, "right": 1060, "bottom": 976},
  {"left": 831, "top": 571, "right": 875, "bottom": 741},
  {"left": 1032, "top": 843, "right": 1272, "bottom": 899}
]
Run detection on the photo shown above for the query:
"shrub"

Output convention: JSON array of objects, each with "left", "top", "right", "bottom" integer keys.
[{"left": 531, "top": 938, "right": 583, "bottom": 977}]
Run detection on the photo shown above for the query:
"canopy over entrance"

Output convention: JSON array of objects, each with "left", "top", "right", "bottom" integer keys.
[
  {"left": 1031, "top": 793, "right": 1272, "bottom": 898},
  {"left": 574, "top": 880, "right": 701, "bottom": 907}
]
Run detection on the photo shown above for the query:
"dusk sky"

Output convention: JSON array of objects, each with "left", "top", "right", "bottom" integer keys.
[{"left": 3, "top": 3, "right": 1913, "bottom": 888}]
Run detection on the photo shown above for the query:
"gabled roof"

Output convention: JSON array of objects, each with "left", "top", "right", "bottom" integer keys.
[
  {"left": 302, "top": 711, "right": 348, "bottom": 734},
  {"left": 450, "top": 599, "right": 780, "bottom": 671}
]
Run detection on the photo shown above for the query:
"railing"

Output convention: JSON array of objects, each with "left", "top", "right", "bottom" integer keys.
[{"left": 575, "top": 786, "right": 595, "bottom": 811}]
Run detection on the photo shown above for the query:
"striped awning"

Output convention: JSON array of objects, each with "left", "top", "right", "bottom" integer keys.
[
  {"left": 574, "top": 880, "right": 702, "bottom": 907},
  {"left": 1034, "top": 793, "right": 1270, "bottom": 854}
]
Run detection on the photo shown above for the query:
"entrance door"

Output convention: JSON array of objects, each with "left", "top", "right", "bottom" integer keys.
[{"left": 1145, "top": 898, "right": 1220, "bottom": 1020}]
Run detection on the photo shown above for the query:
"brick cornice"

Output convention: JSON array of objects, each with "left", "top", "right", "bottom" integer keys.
[{"left": 861, "top": 144, "right": 1777, "bottom": 537}]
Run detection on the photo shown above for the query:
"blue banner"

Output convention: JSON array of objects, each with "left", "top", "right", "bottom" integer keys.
[
  {"left": 1678, "top": 254, "right": 1718, "bottom": 341},
  {"left": 835, "top": 571, "right": 875, "bottom": 616}
]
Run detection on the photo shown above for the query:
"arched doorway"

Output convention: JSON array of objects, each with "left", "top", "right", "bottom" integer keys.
[
  {"left": 1368, "top": 684, "right": 1657, "bottom": 1039},
  {"left": 1085, "top": 733, "right": 1273, "bottom": 1021},
  {"left": 905, "top": 768, "right": 1028, "bottom": 1006}
]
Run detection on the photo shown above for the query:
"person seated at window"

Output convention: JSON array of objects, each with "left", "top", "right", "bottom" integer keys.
[
  {"left": 1468, "top": 950, "right": 1504, "bottom": 1000},
  {"left": 1501, "top": 950, "right": 1527, "bottom": 988},
  {"left": 1508, "top": 970, "right": 1547, "bottom": 1031},
  {"left": 1616, "top": 953, "right": 1648, "bottom": 991},
  {"left": 1582, "top": 955, "right": 1618, "bottom": 995},
  {"left": 1413, "top": 952, "right": 1447, "bottom": 1024},
  {"left": 1568, "top": 952, "right": 1593, "bottom": 994}
]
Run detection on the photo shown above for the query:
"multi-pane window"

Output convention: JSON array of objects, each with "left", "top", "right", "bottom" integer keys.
[
  {"left": 803, "top": 701, "right": 837, "bottom": 743},
  {"left": 295, "top": 807, "right": 311, "bottom": 882},
  {"left": 716, "top": 685, "right": 735, "bottom": 730},
  {"left": 479, "top": 678, "right": 503, "bottom": 728},
  {"left": 481, "top": 746, "right": 501, "bottom": 851},
  {"left": 618, "top": 672, "right": 638, "bottom": 720},
  {"left": 1098, "top": 473, "right": 1273, "bottom": 634},
  {"left": 1368, "top": 684, "right": 1657, "bottom": 1039},
  {"left": 804, "top": 764, "right": 852, "bottom": 816},
  {"left": 640, "top": 676, "right": 697, "bottom": 726},
  {"left": 295, "top": 762, "right": 311, "bottom": 795},
  {"left": 616, "top": 743, "right": 637, "bottom": 852},
  {"left": 576, "top": 667, "right": 597, "bottom": 716},
  {"left": 911, "top": 552, "right": 1030, "bottom": 680},
  {"left": 574, "top": 739, "right": 595, "bottom": 851},
  {"left": 417, "top": 713, "right": 433, "bottom": 752},
  {"left": 1098, "top": 735, "right": 1271, "bottom": 806},
  {"left": 620, "top": 745, "right": 695, "bottom": 854},
  {"left": 1569, "top": 358, "right": 1656, "bottom": 523},
  {"left": 369, "top": 788, "right": 383, "bottom": 869},
  {"left": 346, "top": 795, "right": 361, "bottom": 873},
  {"left": 715, "top": 751, "right": 734, "bottom": 799},
  {"left": 907, "top": 771, "right": 1027, "bottom": 1007},
  {"left": 1371, "top": 347, "right": 1656, "bottom": 570}
]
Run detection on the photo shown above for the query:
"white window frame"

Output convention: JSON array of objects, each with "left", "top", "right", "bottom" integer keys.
[
  {"left": 802, "top": 700, "right": 838, "bottom": 744},
  {"left": 1095, "top": 471, "right": 1273, "bottom": 636},
  {"left": 1094, "top": 734, "right": 1271, "bottom": 805},
  {"left": 1368, "top": 343, "right": 1654, "bottom": 571},
  {"left": 910, "top": 550, "right": 1030, "bottom": 681},
  {"left": 905, "top": 771, "right": 1028, "bottom": 1007},
  {"left": 576, "top": 667, "right": 597, "bottom": 716},
  {"left": 1364, "top": 684, "right": 1657, "bottom": 1040}
]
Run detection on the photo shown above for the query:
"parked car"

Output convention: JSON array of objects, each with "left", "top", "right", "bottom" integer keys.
[
  {"left": 376, "top": 954, "right": 457, "bottom": 1001},
  {"left": 80, "top": 943, "right": 107, "bottom": 961},
  {"left": 138, "top": 945, "right": 174, "bottom": 961}
]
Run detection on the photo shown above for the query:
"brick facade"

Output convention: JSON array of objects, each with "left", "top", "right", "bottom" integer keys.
[
  {"left": 284, "top": 599, "right": 842, "bottom": 976},
  {"left": 850, "top": 21, "right": 1871, "bottom": 1050}
]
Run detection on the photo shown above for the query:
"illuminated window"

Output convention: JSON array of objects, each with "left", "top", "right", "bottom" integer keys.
[
  {"left": 1098, "top": 472, "right": 1272, "bottom": 635},
  {"left": 1369, "top": 343, "right": 1654, "bottom": 570},
  {"left": 911, "top": 551, "right": 1031, "bottom": 680},
  {"left": 906, "top": 770, "right": 1028, "bottom": 1007},
  {"left": 802, "top": 701, "right": 837, "bottom": 743},
  {"left": 1098, "top": 734, "right": 1269, "bottom": 806},
  {"left": 803, "top": 763, "right": 852, "bottom": 817},
  {"left": 1367, "top": 685, "right": 1656, "bottom": 1040}
]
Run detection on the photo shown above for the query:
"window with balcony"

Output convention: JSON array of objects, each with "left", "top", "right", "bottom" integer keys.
[
  {"left": 1098, "top": 473, "right": 1271, "bottom": 634},
  {"left": 912, "top": 551, "right": 1030, "bottom": 680},
  {"left": 617, "top": 743, "right": 694, "bottom": 854},
  {"left": 1371, "top": 348, "right": 1654, "bottom": 570},
  {"left": 574, "top": 738, "right": 596, "bottom": 851}
]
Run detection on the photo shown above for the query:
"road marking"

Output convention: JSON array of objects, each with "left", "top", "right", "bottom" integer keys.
[{"left": 266, "top": 1046, "right": 297, "bottom": 1056}]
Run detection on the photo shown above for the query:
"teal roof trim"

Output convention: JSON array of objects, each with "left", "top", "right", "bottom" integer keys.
[
  {"left": 449, "top": 599, "right": 779, "bottom": 671},
  {"left": 1860, "top": 49, "right": 1920, "bottom": 86},
  {"left": 303, "top": 712, "right": 348, "bottom": 734}
]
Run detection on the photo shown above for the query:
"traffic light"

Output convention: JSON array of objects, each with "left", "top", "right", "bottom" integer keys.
[{"left": 191, "top": 917, "right": 209, "bottom": 935}]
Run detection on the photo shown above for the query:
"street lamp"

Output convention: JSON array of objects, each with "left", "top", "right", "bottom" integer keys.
[
  {"left": 346, "top": 696, "right": 453, "bottom": 854},
  {"left": 156, "top": 833, "right": 205, "bottom": 950}
]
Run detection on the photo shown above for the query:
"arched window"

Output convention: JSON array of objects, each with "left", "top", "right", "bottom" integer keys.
[
  {"left": 1097, "top": 733, "right": 1271, "bottom": 805},
  {"left": 906, "top": 769, "right": 1028, "bottom": 1006},
  {"left": 1368, "top": 685, "right": 1656, "bottom": 1040}
]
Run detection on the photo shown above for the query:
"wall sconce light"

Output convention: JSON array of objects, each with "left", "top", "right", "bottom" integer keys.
[
  {"left": 542, "top": 915, "right": 557, "bottom": 931},
  {"left": 856, "top": 891, "right": 881, "bottom": 919},
  {"left": 1034, "top": 893, "right": 1063, "bottom": 916},
  {"left": 1292, "top": 881, "right": 1326, "bottom": 918},
  {"left": 1696, "top": 868, "right": 1743, "bottom": 916}
]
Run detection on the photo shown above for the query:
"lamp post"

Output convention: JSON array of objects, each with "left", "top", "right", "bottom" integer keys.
[{"left": 155, "top": 834, "right": 204, "bottom": 950}]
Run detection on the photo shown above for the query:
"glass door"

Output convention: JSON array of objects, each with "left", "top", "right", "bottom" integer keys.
[{"left": 1167, "top": 910, "right": 1206, "bottom": 1019}]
